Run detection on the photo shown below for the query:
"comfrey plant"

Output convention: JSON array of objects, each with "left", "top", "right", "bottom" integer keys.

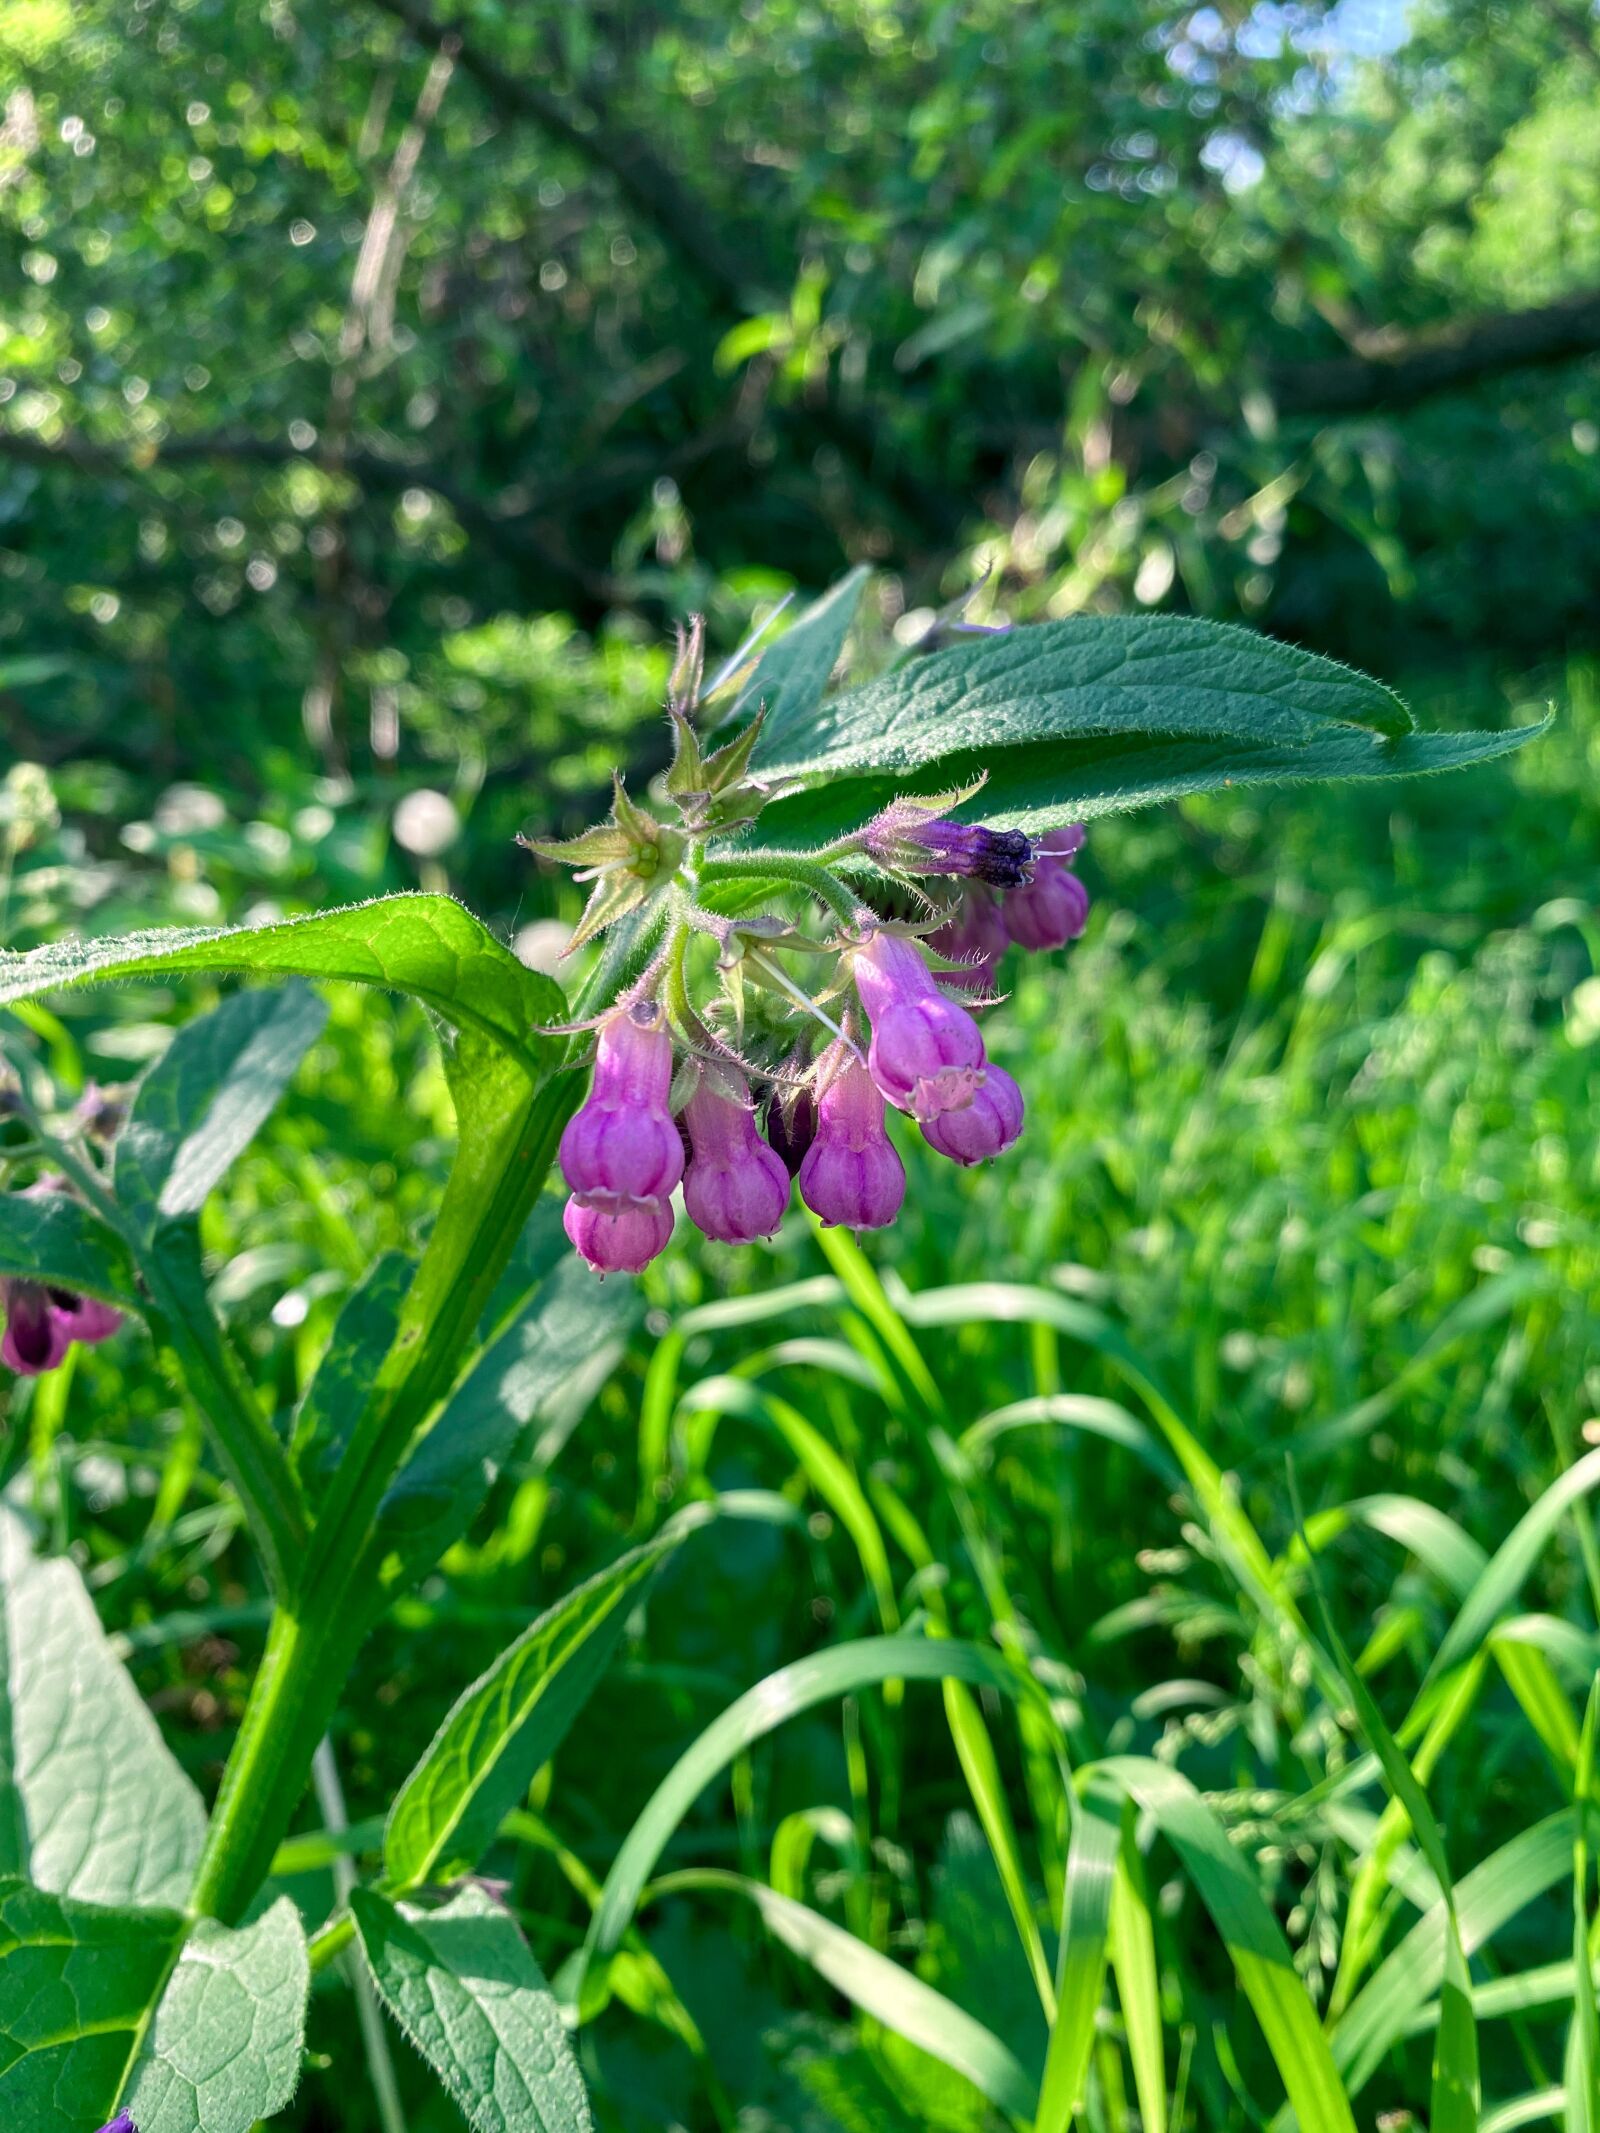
[
  {"left": 0, "top": 584, "right": 1540, "bottom": 2133},
  {"left": 537, "top": 634, "right": 1088, "bottom": 1275}
]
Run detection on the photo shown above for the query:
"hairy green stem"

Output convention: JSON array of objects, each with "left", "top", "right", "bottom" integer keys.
[
  {"left": 188, "top": 1064, "right": 580, "bottom": 1923},
  {"left": 694, "top": 854, "right": 865, "bottom": 927}
]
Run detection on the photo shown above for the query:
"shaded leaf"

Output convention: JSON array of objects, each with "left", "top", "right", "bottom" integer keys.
[
  {"left": 0, "top": 1190, "right": 140, "bottom": 1312},
  {"left": 352, "top": 1885, "right": 593, "bottom": 2133},
  {"left": 729, "top": 564, "right": 870, "bottom": 740},
  {"left": 292, "top": 1250, "right": 413, "bottom": 1502},
  {"left": 114, "top": 981, "right": 328, "bottom": 1226},
  {"left": 385, "top": 1536, "right": 675, "bottom": 1893},
  {"left": 0, "top": 1879, "right": 183, "bottom": 2126},
  {"left": 372, "top": 1247, "right": 638, "bottom": 1587}
]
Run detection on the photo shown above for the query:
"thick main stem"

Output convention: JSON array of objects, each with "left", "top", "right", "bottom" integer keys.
[{"left": 188, "top": 1064, "right": 581, "bottom": 1924}]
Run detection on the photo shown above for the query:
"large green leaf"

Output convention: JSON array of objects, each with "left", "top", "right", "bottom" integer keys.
[
  {"left": 352, "top": 1884, "right": 594, "bottom": 2133},
  {"left": 384, "top": 1536, "right": 675, "bottom": 1894},
  {"left": 750, "top": 614, "right": 1543, "bottom": 837},
  {"left": 119, "top": 1897, "right": 309, "bottom": 2133},
  {"left": 0, "top": 1880, "right": 184, "bottom": 2125},
  {"left": 114, "top": 980, "right": 328, "bottom": 1227},
  {"left": 0, "top": 1189, "right": 140, "bottom": 1311},
  {"left": 0, "top": 1880, "right": 308, "bottom": 2133},
  {"left": 0, "top": 1508, "right": 205, "bottom": 1907},
  {"left": 370, "top": 1245, "right": 639, "bottom": 1587},
  {"left": 0, "top": 894, "right": 559, "bottom": 1073}
]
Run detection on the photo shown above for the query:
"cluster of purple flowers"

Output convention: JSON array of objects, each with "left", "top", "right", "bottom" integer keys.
[{"left": 559, "top": 822, "right": 1088, "bottom": 1274}]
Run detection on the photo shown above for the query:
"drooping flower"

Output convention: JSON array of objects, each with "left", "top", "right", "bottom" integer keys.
[
  {"left": 559, "top": 1000, "right": 684, "bottom": 1207},
  {"left": 798, "top": 1043, "right": 905, "bottom": 1231},
  {"left": 0, "top": 1241, "right": 124, "bottom": 1376},
  {"left": 921, "top": 1063, "right": 1024, "bottom": 1166},
  {"left": 1003, "top": 825, "right": 1089, "bottom": 953},
  {"left": 929, "top": 885, "right": 1010, "bottom": 995},
  {"left": 51, "top": 1291, "right": 125, "bottom": 1345},
  {"left": 563, "top": 1193, "right": 674, "bottom": 1275},
  {"left": 681, "top": 1070, "right": 791, "bottom": 1244},
  {"left": 1, "top": 1279, "right": 71, "bottom": 1376},
  {"left": 96, "top": 2116, "right": 137, "bottom": 2133},
  {"left": 851, "top": 929, "right": 987, "bottom": 1121}
]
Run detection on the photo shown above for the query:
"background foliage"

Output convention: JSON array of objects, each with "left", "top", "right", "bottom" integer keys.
[{"left": 2, "top": 0, "right": 1599, "bottom": 2127}]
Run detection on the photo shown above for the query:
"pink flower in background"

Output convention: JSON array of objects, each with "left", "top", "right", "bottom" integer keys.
[
  {"left": 1004, "top": 825, "right": 1089, "bottom": 953},
  {"left": 1, "top": 1280, "right": 71, "bottom": 1376},
  {"left": 0, "top": 1271, "right": 123, "bottom": 1378},
  {"left": 929, "top": 885, "right": 1010, "bottom": 995}
]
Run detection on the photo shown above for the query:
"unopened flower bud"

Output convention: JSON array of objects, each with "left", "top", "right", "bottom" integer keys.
[
  {"left": 851, "top": 929, "right": 987, "bottom": 1121},
  {"left": 929, "top": 885, "right": 1009, "bottom": 995},
  {"left": 682, "top": 1071, "right": 791, "bottom": 1244},
  {"left": 559, "top": 1001, "right": 684, "bottom": 1206},
  {"left": 97, "top": 2116, "right": 137, "bottom": 2133},
  {"left": 1004, "top": 825, "right": 1088, "bottom": 953},
  {"left": 563, "top": 1193, "right": 674, "bottom": 1275},
  {"left": 921, "top": 1063, "right": 1024, "bottom": 1166},
  {"left": 798, "top": 1044, "right": 905, "bottom": 1231}
]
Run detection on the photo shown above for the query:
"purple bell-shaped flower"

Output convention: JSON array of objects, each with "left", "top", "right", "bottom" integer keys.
[
  {"left": 563, "top": 1194, "right": 675, "bottom": 1275},
  {"left": 798, "top": 1043, "right": 905, "bottom": 1231},
  {"left": 921, "top": 1063, "right": 1024, "bottom": 1166},
  {"left": 559, "top": 1000, "right": 684, "bottom": 1207},
  {"left": 852, "top": 929, "right": 987, "bottom": 1122},
  {"left": 681, "top": 1069, "right": 791, "bottom": 1244}
]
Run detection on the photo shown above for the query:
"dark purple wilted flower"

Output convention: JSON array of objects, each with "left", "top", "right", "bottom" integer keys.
[
  {"left": 863, "top": 813, "right": 1032, "bottom": 888},
  {"left": 798, "top": 1043, "right": 905, "bottom": 1231},
  {"left": 851, "top": 929, "right": 987, "bottom": 1122},
  {"left": 76, "top": 1080, "right": 129, "bottom": 1142},
  {"left": 681, "top": 1070, "right": 791, "bottom": 1244},
  {"left": 764, "top": 1081, "right": 818, "bottom": 1176},
  {"left": 559, "top": 1000, "right": 684, "bottom": 1207},
  {"left": 929, "top": 885, "right": 1010, "bottom": 995},
  {"left": 1004, "top": 825, "right": 1089, "bottom": 953},
  {"left": 564, "top": 1193, "right": 674, "bottom": 1275},
  {"left": 921, "top": 1063, "right": 1024, "bottom": 1166}
]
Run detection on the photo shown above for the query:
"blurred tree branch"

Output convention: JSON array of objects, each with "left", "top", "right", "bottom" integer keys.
[
  {"left": 363, "top": 0, "right": 769, "bottom": 307},
  {"left": 1271, "top": 285, "right": 1600, "bottom": 416}
]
